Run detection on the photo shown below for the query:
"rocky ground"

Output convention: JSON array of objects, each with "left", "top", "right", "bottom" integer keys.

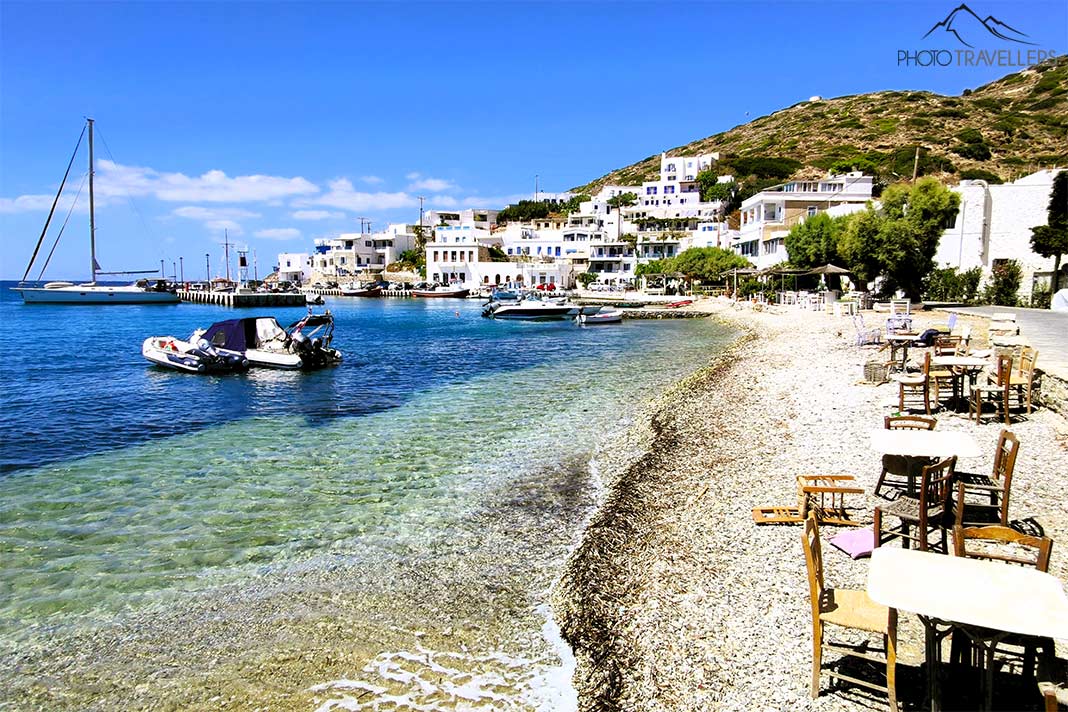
[{"left": 554, "top": 300, "right": 1068, "bottom": 711}]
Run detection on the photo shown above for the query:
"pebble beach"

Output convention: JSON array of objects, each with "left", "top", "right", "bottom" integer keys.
[{"left": 555, "top": 301, "right": 1068, "bottom": 711}]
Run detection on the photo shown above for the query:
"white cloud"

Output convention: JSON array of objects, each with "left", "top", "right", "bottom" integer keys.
[
  {"left": 1, "top": 162, "right": 319, "bottom": 214},
  {"left": 298, "top": 178, "right": 416, "bottom": 212},
  {"left": 360, "top": 175, "right": 384, "bottom": 185},
  {"left": 291, "top": 209, "right": 344, "bottom": 221},
  {"left": 0, "top": 194, "right": 57, "bottom": 214},
  {"left": 172, "top": 206, "right": 261, "bottom": 236},
  {"left": 173, "top": 206, "right": 261, "bottom": 221},
  {"left": 405, "top": 172, "right": 421, "bottom": 180},
  {"left": 408, "top": 177, "right": 458, "bottom": 193},
  {"left": 457, "top": 193, "right": 530, "bottom": 209},
  {"left": 94, "top": 160, "right": 319, "bottom": 203},
  {"left": 254, "top": 228, "right": 302, "bottom": 240},
  {"left": 427, "top": 195, "right": 459, "bottom": 208}
]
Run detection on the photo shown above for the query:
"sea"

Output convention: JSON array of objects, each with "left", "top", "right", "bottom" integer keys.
[{"left": 0, "top": 282, "right": 737, "bottom": 711}]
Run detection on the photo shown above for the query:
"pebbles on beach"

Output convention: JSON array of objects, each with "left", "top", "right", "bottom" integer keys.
[{"left": 554, "top": 302, "right": 1067, "bottom": 711}]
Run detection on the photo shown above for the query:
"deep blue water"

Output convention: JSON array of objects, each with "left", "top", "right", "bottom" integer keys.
[{"left": 0, "top": 283, "right": 717, "bottom": 473}]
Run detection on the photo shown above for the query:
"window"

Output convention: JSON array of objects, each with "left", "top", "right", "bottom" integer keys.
[
  {"left": 646, "top": 186, "right": 658, "bottom": 195},
  {"left": 664, "top": 185, "right": 675, "bottom": 194},
  {"left": 807, "top": 206, "right": 818, "bottom": 217},
  {"left": 365, "top": 240, "right": 372, "bottom": 247}
]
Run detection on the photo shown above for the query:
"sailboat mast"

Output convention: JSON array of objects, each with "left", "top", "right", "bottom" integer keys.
[{"left": 87, "top": 118, "right": 97, "bottom": 283}]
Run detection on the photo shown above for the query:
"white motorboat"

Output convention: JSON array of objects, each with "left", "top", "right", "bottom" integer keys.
[
  {"left": 576, "top": 307, "right": 624, "bottom": 324},
  {"left": 482, "top": 297, "right": 577, "bottom": 321},
  {"left": 142, "top": 336, "right": 248, "bottom": 374},
  {"left": 195, "top": 312, "right": 342, "bottom": 369},
  {"left": 305, "top": 292, "right": 325, "bottom": 305},
  {"left": 412, "top": 284, "right": 470, "bottom": 298},
  {"left": 14, "top": 118, "right": 180, "bottom": 305}
]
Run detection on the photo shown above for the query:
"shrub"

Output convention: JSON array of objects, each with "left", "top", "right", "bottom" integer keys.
[
  {"left": 982, "top": 260, "right": 1022, "bottom": 306},
  {"left": 956, "top": 128, "right": 985, "bottom": 144},
  {"left": 923, "top": 266, "right": 982, "bottom": 302},
  {"left": 959, "top": 169, "right": 1003, "bottom": 184},
  {"left": 1030, "top": 285, "right": 1052, "bottom": 309},
  {"left": 952, "top": 142, "right": 992, "bottom": 160}
]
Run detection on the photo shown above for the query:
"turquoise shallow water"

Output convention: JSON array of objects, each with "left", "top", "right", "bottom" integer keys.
[{"left": 0, "top": 285, "right": 736, "bottom": 708}]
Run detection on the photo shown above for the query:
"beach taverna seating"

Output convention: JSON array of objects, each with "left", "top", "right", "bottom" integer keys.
[{"left": 753, "top": 475, "right": 865, "bottom": 526}]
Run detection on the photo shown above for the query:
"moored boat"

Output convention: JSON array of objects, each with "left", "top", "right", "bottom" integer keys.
[
  {"left": 412, "top": 285, "right": 470, "bottom": 298},
  {"left": 482, "top": 297, "right": 577, "bottom": 321},
  {"left": 576, "top": 307, "right": 624, "bottom": 324},
  {"left": 14, "top": 119, "right": 180, "bottom": 305},
  {"left": 340, "top": 284, "right": 382, "bottom": 297},
  {"left": 195, "top": 311, "right": 342, "bottom": 369},
  {"left": 142, "top": 336, "right": 249, "bottom": 374}
]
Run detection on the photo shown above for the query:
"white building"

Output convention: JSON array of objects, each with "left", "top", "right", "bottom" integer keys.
[
  {"left": 732, "top": 172, "right": 875, "bottom": 269},
  {"left": 310, "top": 223, "right": 417, "bottom": 282},
  {"left": 276, "top": 252, "right": 313, "bottom": 285},
  {"left": 938, "top": 169, "right": 1064, "bottom": 300}
]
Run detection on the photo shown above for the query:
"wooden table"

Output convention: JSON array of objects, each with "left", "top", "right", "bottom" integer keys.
[
  {"left": 868, "top": 548, "right": 1068, "bottom": 711},
  {"left": 885, "top": 333, "right": 919, "bottom": 372},
  {"left": 931, "top": 356, "right": 990, "bottom": 410},
  {"left": 869, "top": 429, "right": 982, "bottom": 459}
]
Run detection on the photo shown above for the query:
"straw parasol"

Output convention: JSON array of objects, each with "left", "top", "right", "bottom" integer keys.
[{"left": 804, "top": 263, "right": 851, "bottom": 275}]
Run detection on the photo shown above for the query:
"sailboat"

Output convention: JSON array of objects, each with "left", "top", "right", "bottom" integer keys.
[{"left": 14, "top": 118, "right": 180, "bottom": 304}]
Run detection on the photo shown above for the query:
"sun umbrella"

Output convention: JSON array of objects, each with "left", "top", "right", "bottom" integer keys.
[{"left": 805, "top": 263, "right": 851, "bottom": 275}]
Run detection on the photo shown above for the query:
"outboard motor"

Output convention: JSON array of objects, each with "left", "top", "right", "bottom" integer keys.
[{"left": 290, "top": 330, "right": 310, "bottom": 355}]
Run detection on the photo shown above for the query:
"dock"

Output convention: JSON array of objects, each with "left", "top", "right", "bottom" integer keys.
[{"left": 178, "top": 290, "right": 307, "bottom": 307}]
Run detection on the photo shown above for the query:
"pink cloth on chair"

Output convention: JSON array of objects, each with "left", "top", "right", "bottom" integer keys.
[{"left": 830, "top": 527, "right": 875, "bottom": 559}]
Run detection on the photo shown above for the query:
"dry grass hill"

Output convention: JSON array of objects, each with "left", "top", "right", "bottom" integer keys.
[{"left": 575, "top": 55, "right": 1067, "bottom": 192}]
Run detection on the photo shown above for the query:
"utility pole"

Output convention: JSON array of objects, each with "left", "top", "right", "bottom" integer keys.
[
  {"left": 418, "top": 196, "right": 425, "bottom": 228},
  {"left": 253, "top": 250, "right": 258, "bottom": 281},
  {"left": 172, "top": 261, "right": 176, "bottom": 281},
  {"left": 205, "top": 253, "right": 210, "bottom": 283},
  {"left": 179, "top": 256, "right": 184, "bottom": 284},
  {"left": 912, "top": 146, "right": 921, "bottom": 182},
  {"left": 160, "top": 259, "right": 165, "bottom": 277},
  {"left": 535, "top": 174, "right": 539, "bottom": 202}
]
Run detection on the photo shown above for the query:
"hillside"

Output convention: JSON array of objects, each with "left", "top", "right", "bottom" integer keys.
[{"left": 575, "top": 56, "right": 1068, "bottom": 192}]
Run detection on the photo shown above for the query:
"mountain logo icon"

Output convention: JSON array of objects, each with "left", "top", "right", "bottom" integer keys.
[{"left": 923, "top": 3, "right": 1037, "bottom": 47}]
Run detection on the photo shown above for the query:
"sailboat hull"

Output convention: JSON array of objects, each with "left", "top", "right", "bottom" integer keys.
[{"left": 16, "top": 285, "right": 180, "bottom": 304}]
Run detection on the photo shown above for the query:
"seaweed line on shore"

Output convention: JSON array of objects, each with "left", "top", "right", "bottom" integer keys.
[{"left": 552, "top": 319, "right": 757, "bottom": 711}]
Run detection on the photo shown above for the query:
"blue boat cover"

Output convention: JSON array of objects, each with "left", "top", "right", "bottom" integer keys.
[{"left": 202, "top": 318, "right": 258, "bottom": 351}]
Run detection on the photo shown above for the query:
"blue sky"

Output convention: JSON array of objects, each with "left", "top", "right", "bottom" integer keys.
[{"left": 2, "top": 0, "right": 1064, "bottom": 280}]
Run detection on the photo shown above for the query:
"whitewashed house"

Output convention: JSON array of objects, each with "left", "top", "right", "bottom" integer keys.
[
  {"left": 938, "top": 169, "right": 1065, "bottom": 300},
  {"left": 732, "top": 172, "right": 875, "bottom": 269},
  {"left": 276, "top": 252, "right": 313, "bottom": 285}
]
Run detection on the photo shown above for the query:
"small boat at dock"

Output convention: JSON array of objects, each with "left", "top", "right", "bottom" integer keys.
[
  {"left": 412, "top": 285, "right": 470, "bottom": 298},
  {"left": 576, "top": 307, "right": 624, "bottom": 324},
  {"left": 340, "top": 284, "right": 382, "bottom": 297}
]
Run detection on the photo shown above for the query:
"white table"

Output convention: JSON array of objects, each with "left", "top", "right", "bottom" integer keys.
[
  {"left": 868, "top": 548, "right": 1068, "bottom": 710},
  {"left": 869, "top": 429, "right": 982, "bottom": 459}
]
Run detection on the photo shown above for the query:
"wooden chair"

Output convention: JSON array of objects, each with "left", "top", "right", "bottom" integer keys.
[
  {"left": 971, "top": 354, "right": 1013, "bottom": 425},
  {"left": 1011, "top": 347, "right": 1039, "bottom": 414},
  {"left": 874, "top": 456, "right": 956, "bottom": 552},
  {"left": 893, "top": 351, "right": 932, "bottom": 415},
  {"left": 952, "top": 525, "right": 1055, "bottom": 708},
  {"left": 803, "top": 514, "right": 898, "bottom": 711},
  {"left": 953, "top": 429, "right": 1019, "bottom": 528},
  {"left": 753, "top": 475, "right": 865, "bottom": 526},
  {"left": 933, "top": 334, "right": 963, "bottom": 356},
  {"left": 874, "top": 415, "right": 936, "bottom": 498}
]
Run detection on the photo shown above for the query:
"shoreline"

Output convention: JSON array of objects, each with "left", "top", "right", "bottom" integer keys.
[{"left": 552, "top": 302, "right": 1068, "bottom": 711}]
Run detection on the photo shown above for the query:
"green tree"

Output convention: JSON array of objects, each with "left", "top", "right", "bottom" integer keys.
[
  {"left": 1030, "top": 170, "right": 1068, "bottom": 294},
  {"left": 605, "top": 192, "right": 637, "bottom": 240},
  {"left": 635, "top": 258, "right": 674, "bottom": 279},
  {"left": 671, "top": 247, "right": 751, "bottom": 285},
  {"left": 577, "top": 272, "right": 599, "bottom": 288},
  {"left": 838, "top": 178, "right": 960, "bottom": 300},
  {"left": 784, "top": 213, "right": 847, "bottom": 268},
  {"left": 495, "top": 200, "right": 553, "bottom": 224},
  {"left": 558, "top": 193, "right": 591, "bottom": 214}
]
